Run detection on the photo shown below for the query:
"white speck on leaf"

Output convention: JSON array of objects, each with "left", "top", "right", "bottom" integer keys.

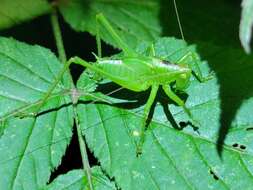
[
  {"left": 132, "top": 170, "right": 141, "bottom": 179},
  {"left": 10, "top": 134, "right": 16, "bottom": 138},
  {"left": 133, "top": 130, "right": 140, "bottom": 136}
]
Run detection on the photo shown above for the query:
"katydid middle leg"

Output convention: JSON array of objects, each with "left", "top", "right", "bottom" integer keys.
[
  {"left": 137, "top": 84, "right": 159, "bottom": 156},
  {"left": 135, "top": 44, "right": 158, "bottom": 155}
]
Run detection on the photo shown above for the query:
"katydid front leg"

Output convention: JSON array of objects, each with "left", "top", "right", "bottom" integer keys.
[{"left": 177, "top": 51, "right": 213, "bottom": 83}]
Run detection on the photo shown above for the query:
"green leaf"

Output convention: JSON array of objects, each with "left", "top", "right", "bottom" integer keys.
[
  {"left": 59, "top": 0, "right": 161, "bottom": 49},
  {"left": 240, "top": 0, "right": 253, "bottom": 53},
  {"left": 0, "top": 0, "right": 51, "bottom": 30},
  {"left": 46, "top": 167, "right": 116, "bottom": 190},
  {"left": 76, "top": 37, "right": 253, "bottom": 189},
  {"left": 0, "top": 37, "right": 74, "bottom": 190}
]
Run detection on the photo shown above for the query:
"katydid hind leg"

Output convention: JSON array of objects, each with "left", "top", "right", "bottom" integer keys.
[
  {"left": 19, "top": 58, "right": 74, "bottom": 118},
  {"left": 137, "top": 84, "right": 159, "bottom": 156},
  {"left": 147, "top": 43, "right": 156, "bottom": 57},
  {"left": 162, "top": 85, "right": 200, "bottom": 127},
  {"left": 96, "top": 13, "right": 136, "bottom": 56},
  {"left": 37, "top": 13, "right": 139, "bottom": 117},
  {"left": 96, "top": 16, "right": 102, "bottom": 58}
]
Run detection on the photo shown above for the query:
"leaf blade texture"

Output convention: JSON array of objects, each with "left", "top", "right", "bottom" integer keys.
[
  {"left": 0, "top": 0, "right": 51, "bottom": 30},
  {"left": 0, "top": 37, "right": 74, "bottom": 190},
  {"left": 59, "top": 0, "right": 161, "bottom": 49}
]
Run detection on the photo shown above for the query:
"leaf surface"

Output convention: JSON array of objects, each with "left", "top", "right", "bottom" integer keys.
[
  {"left": 59, "top": 0, "right": 161, "bottom": 49},
  {"left": 0, "top": 0, "right": 51, "bottom": 30},
  {"left": 0, "top": 37, "right": 74, "bottom": 190}
]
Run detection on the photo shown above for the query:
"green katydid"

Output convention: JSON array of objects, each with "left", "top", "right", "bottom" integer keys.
[{"left": 32, "top": 13, "right": 211, "bottom": 156}]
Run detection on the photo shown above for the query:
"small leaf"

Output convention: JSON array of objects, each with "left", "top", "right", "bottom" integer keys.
[
  {"left": 0, "top": 37, "right": 74, "bottom": 190},
  {"left": 46, "top": 167, "right": 116, "bottom": 190},
  {"left": 59, "top": 0, "right": 161, "bottom": 49},
  {"left": 240, "top": 0, "right": 253, "bottom": 53},
  {"left": 0, "top": 0, "right": 51, "bottom": 30}
]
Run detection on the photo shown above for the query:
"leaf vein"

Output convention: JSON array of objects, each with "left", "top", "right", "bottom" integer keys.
[
  {"left": 119, "top": 7, "right": 157, "bottom": 39},
  {"left": 0, "top": 73, "right": 47, "bottom": 93},
  {"left": 96, "top": 106, "right": 112, "bottom": 173},
  {"left": 190, "top": 137, "right": 230, "bottom": 189},
  {"left": 152, "top": 131, "right": 196, "bottom": 190},
  {"left": 0, "top": 51, "right": 53, "bottom": 85},
  {"left": 10, "top": 119, "right": 36, "bottom": 189},
  {"left": 239, "top": 155, "right": 253, "bottom": 181},
  {"left": 0, "top": 93, "right": 28, "bottom": 104}
]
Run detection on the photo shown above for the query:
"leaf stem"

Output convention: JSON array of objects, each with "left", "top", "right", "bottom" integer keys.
[
  {"left": 51, "top": 8, "right": 93, "bottom": 189},
  {"left": 73, "top": 106, "right": 94, "bottom": 190},
  {"left": 50, "top": 9, "right": 67, "bottom": 63}
]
